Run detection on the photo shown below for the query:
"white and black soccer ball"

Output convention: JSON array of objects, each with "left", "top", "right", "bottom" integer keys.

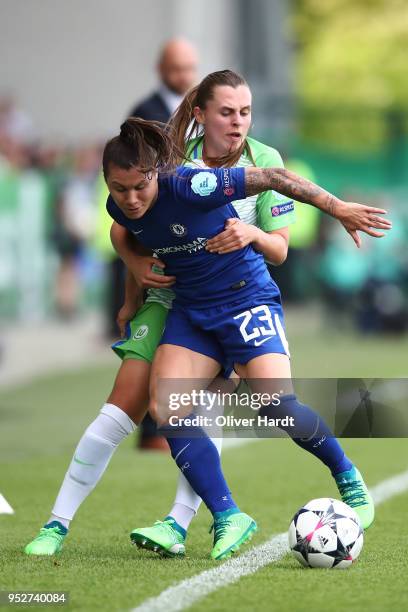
[{"left": 288, "top": 498, "right": 364, "bottom": 569}]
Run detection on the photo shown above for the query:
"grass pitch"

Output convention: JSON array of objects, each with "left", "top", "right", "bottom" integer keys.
[{"left": 0, "top": 322, "right": 407, "bottom": 611}]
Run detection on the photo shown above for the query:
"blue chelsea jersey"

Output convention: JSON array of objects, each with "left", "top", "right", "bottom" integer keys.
[{"left": 106, "top": 166, "right": 279, "bottom": 307}]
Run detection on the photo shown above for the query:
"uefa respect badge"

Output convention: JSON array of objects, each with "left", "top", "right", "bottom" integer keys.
[
  {"left": 271, "top": 201, "right": 294, "bottom": 216},
  {"left": 191, "top": 172, "right": 217, "bottom": 196}
]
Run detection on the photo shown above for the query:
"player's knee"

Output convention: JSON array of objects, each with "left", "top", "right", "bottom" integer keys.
[
  {"left": 148, "top": 382, "right": 166, "bottom": 425},
  {"left": 107, "top": 388, "right": 147, "bottom": 422}
]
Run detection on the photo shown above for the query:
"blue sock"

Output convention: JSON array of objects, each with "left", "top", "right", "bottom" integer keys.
[
  {"left": 164, "top": 516, "right": 187, "bottom": 539},
  {"left": 260, "top": 395, "right": 353, "bottom": 476},
  {"left": 163, "top": 423, "right": 237, "bottom": 514}
]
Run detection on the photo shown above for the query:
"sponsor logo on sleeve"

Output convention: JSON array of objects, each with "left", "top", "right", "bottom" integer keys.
[
  {"left": 133, "top": 324, "right": 149, "bottom": 340},
  {"left": 222, "top": 168, "right": 235, "bottom": 196},
  {"left": 271, "top": 201, "right": 294, "bottom": 217},
  {"left": 191, "top": 172, "right": 217, "bottom": 196}
]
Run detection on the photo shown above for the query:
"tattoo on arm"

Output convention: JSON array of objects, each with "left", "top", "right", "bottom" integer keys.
[{"left": 244, "top": 167, "right": 340, "bottom": 217}]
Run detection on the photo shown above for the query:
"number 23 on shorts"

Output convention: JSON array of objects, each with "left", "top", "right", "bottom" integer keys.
[{"left": 233, "top": 305, "right": 289, "bottom": 353}]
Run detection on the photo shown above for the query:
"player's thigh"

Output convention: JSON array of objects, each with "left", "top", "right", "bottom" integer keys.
[
  {"left": 107, "top": 302, "right": 169, "bottom": 423},
  {"left": 150, "top": 344, "right": 221, "bottom": 423},
  {"left": 107, "top": 358, "right": 151, "bottom": 425},
  {"left": 235, "top": 353, "right": 293, "bottom": 396}
]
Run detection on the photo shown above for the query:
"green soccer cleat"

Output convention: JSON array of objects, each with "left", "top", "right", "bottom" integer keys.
[
  {"left": 210, "top": 510, "right": 257, "bottom": 561},
  {"left": 130, "top": 519, "right": 186, "bottom": 558},
  {"left": 24, "top": 522, "right": 68, "bottom": 556},
  {"left": 335, "top": 466, "right": 375, "bottom": 529}
]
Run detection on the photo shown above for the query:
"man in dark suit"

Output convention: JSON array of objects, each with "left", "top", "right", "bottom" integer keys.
[
  {"left": 129, "top": 38, "right": 198, "bottom": 122},
  {"left": 129, "top": 38, "right": 198, "bottom": 451}
]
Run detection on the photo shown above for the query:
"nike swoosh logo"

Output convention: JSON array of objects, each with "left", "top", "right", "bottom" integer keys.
[
  {"left": 253, "top": 337, "right": 274, "bottom": 347},
  {"left": 132, "top": 229, "right": 143, "bottom": 235},
  {"left": 73, "top": 456, "right": 96, "bottom": 466},
  {"left": 174, "top": 442, "right": 191, "bottom": 462}
]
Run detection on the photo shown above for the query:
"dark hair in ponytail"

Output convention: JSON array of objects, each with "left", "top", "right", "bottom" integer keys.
[
  {"left": 170, "top": 69, "right": 254, "bottom": 167},
  {"left": 102, "top": 117, "right": 184, "bottom": 180}
]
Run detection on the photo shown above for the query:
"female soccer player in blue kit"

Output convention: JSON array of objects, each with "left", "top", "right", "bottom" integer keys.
[
  {"left": 24, "top": 71, "right": 390, "bottom": 560},
  {"left": 103, "top": 114, "right": 389, "bottom": 559}
]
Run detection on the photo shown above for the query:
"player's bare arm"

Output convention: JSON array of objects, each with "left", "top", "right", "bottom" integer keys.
[
  {"left": 110, "top": 221, "right": 176, "bottom": 289},
  {"left": 244, "top": 167, "right": 392, "bottom": 247},
  {"left": 116, "top": 271, "right": 144, "bottom": 338}
]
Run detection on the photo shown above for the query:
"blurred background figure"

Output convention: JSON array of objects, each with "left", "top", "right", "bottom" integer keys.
[
  {"left": 52, "top": 146, "right": 100, "bottom": 319},
  {"left": 0, "top": 95, "right": 35, "bottom": 146},
  {"left": 129, "top": 38, "right": 199, "bottom": 121},
  {"left": 93, "top": 172, "right": 122, "bottom": 338},
  {"left": 319, "top": 192, "right": 408, "bottom": 334}
]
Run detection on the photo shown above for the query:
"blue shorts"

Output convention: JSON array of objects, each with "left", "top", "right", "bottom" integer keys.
[{"left": 160, "top": 285, "right": 290, "bottom": 371}]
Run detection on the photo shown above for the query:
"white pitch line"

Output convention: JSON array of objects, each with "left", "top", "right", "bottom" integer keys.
[
  {"left": 133, "top": 533, "right": 288, "bottom": 612},
  {"left": 132, "top": 467, "right": 408, "bottom": 612},
  {"left": 370, "top": 469, "right": 408, "bottom": 505},
  {"left": 0, "top": 493, "right": 14, "bottom": 514}
]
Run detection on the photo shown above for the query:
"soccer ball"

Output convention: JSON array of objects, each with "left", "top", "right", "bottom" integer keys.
[{"left": 288, "top": 498, "right": 364, "bottom": 569}]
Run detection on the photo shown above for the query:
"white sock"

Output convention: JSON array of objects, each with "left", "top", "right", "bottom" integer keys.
[
  {"left": 167, "top": 503, "right": 195, "bottom": 531},
  {"left": 48, "top": 514, "right": 70, "bottom": 529},
  {"left": 169, "top": 435, "right": 223, "bottom": 529},
  {"left": 49, "top": 403, "right": 136, "bottom": 527}
]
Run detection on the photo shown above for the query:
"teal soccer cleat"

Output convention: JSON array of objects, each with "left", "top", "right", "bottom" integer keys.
[
  {"left": 130, "top": 519, "right": 186, "bottom": 558},
  {"left": 335, "top": 466, "right": 375, "bottom": 529},
  {"left": 24, "top": 522, "right": 68, "bottom": 556},
  {"left": 210, "top": 510, "right": 257, "bottom": 560}
]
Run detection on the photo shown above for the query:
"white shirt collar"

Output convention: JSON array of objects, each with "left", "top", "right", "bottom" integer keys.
[{"left": 158, "top": 84, "right": 184, "bottom": 115}]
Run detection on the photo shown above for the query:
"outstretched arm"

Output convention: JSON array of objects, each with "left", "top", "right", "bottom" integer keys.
[{"left": 244, "top": 167, "right": 392, "bottom": 247}]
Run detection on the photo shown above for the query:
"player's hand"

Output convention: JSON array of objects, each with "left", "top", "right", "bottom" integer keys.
[
  {"left": 206, "top": 218, "right": 257, "bottom": 254},
  {"left": 335, "top": 202, "right": 392, "bottom": 248},
  {"left": 128, "top": 255, "right": 176, "bottom": 289},
  {"left": 116, "top": 301, "right": 141, "bottom": 338}
]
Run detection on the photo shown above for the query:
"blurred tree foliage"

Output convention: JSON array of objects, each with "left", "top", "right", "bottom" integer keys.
[{"left": 291, "top": 0, "right": 408, "bottom": 151}]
